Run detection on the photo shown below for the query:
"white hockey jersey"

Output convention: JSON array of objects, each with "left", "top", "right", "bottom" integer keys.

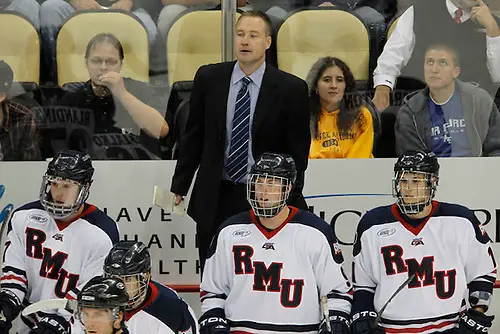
[
  {"left": 201, "top": 207, "right": 352, "bottom": 334},
  {"left": 353, "top": 201, "right": 497, "bottom": 334},
  {"left": 1, "top": 201, "right": 119, "bottom": 333}
]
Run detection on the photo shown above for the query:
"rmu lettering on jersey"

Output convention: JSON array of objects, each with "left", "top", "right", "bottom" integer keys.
[
  {"left": 381, "top": 245, "right": 456, "bottom": 299},
  {"left": 26, "top": 228, "right": 80, "bottom": 298},
  {"left": 1, "top": 202, "right": 118, "bottom": 312},
  {"left": 352, "top": 203, "right": 497, "bottom": 334},
  {"left": 200, "top": 209, "right": 352, "bottom": 334},
  {"left": 233, "top": 245, "right": 304, "bottom": 307}
]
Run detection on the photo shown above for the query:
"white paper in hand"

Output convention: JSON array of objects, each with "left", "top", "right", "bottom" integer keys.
[{"left": 153, "top": 186, "right": 186, "bottom": 216}]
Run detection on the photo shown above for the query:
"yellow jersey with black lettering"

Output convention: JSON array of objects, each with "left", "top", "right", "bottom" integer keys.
[{"left": 309, "top": 107, "right": 374, "bottom": 159}]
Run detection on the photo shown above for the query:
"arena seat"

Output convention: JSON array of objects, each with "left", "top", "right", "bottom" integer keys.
[
  {"left": 56, "top": 10, "right": 149, "bottom": 87},
  {"left": 167, "top": 10, "right": 241, "bottom": 86},
  {"left": 277, "top": 8, "right": 370, "bottom": 88},
  {"left": 387, "top": 17, "right": 399, "bottom": 39},
  {"left": 0, "top": 11, "right": 40, "bottom": 85}
]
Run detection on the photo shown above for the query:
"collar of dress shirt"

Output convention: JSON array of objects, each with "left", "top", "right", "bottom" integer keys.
[
  {"left": 446, "top": 0, "right": 472, "bottom": 23},
  {"left": 231, "top": 61, "right": 266, "bottom": 89}
]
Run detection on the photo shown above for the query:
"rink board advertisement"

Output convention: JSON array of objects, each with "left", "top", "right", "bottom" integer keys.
[{"left": 1, "top": 158, "right": 500, "bottom": 286}]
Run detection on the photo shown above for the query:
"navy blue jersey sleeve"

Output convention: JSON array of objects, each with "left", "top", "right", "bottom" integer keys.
[
  {"left": 83, "top": 204, "right": 120, "bottom": 244},
  {"left": 144, "top": 282, "right": 198, "bottom": 334}
]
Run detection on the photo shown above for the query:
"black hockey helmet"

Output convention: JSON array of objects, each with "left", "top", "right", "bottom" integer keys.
[
  {"left": 78, "top": 276, "right": 129, "bottom": 308},
  {"left": 76, "top": 276, "right": 128, "bottom": 330},
  {"left": 103, "top": 241, "right": 151, "bottom": 310},
  {"left": 247, "top": 153, "right": 296, "bottom": 218},
  {"left": 40, "top": 150, "right": 95, "bottom": 219},
  {"left": 394, "top": 150, "right": 440, "bottom": 175},
  {"left": 46, "top": 150, "right": 94, "bottom": 184},
  {"left": 104, "top": 241, "right": 151, "bottom": 275},
  {"left": 393, "top": 151, "right": 440, "bottom": 215},
  {"left": 96, "top": 0, "right": 119, "bottom": 8}
]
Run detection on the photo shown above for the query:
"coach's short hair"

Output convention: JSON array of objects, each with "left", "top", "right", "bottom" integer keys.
[{"left": 237, "top": 10, "right": 273, "bottom": 36}]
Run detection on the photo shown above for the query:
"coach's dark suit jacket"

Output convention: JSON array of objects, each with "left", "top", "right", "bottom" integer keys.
[{"left": 171, "top": 61, "right": 311, "bottom": 231}]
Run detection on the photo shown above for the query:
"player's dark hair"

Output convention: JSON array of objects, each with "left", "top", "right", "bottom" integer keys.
[
  {"left": 425, "top": 43, "right": 460, "bottom": 67},
  {"left": 237, "top": 10, "right": 273, "bottom": 36},
  {"left": 85, "top": 33, "right": 125, "bottom": 61},
  {"left": 306, "top": 56, "right": 365, "bottom": 140}
]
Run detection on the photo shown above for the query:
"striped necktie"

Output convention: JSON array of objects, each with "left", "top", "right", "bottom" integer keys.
[{"left": 227, "top": 76, "right": 252, "bottom": 182}]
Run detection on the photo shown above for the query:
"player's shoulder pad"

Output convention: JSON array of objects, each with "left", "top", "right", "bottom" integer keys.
[
  {"left": 7, "top": 200, "right": 44, "bottom": 234},
  {"left": 206, "top": 211, "right": 253, "bottom": 259},
  {"left": 353, "top": 205, "right": 394, "bottom": 257},
  {"left": 435, "top": 202, "right": 490, "bottom": 244},
  {"left": 142, "top": 281, "right": 194, "bottom": 329},
  {"left": 291, "top": 209, "right": 344, "bottom": 264},
  {"left": 356, "top": 205, "right": 395, "bottom": 237},
  {"left": 81, "top": 203, "right": 120, "bottom": 244}
]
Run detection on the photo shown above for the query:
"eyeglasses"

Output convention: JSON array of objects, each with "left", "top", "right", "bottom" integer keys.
[{"left": 88, "top": 58, "right": 120, "bottom": 67}]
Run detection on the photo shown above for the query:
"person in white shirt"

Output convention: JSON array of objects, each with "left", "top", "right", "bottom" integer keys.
[{"left": 372, "top": 0, "right": 500, "bottom": 111}]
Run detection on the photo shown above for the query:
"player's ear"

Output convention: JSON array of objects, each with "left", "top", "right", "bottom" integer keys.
[{"left": 113, "top": 311, "right": 124, "bottom": 329}]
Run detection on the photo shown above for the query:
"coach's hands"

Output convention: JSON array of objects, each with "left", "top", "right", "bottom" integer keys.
[
  {"left": 457, "top": 309, "right": 494, "bottom": 333},
  {"left": 0, "top": 290, "right": 21, "bottom": 333},
  {"left": 350, "top": 311, "right": 385, "bottom": 334},
  {"left": 30, "top": 315, "right": 70, "bottom": 334},
  {"left": 199, "top": 309, "right": 230, "bottom": 334},
  {"left": 372, "top": 85, "right": 391, "bottom": 112},
  {"left": 174, "top": 194, "right": 184, "bottom": 206}
]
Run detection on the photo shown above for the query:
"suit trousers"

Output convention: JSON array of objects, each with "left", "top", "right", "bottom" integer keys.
[{"left": 196, "top": 180, "right": 251, "bottom": 275}]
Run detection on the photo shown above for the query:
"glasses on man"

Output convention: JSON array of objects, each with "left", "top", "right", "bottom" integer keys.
[{"left": 88, "top": 58, "right": 120, "bottom": 67}]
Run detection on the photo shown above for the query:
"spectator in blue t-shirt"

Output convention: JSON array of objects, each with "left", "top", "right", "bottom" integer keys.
[{"left": 395, "top": 43, "right": 500, "bottom": 157}]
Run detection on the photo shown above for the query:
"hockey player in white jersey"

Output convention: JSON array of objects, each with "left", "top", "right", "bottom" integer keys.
[
  {"left": 200, "top": 152, "right": 353, "bottom": 334},
  {"left": 0, "top": 150, "right": 119, "bottom": 334},
  {"left": 73, "top": 275, "right": 133, "bottom": 334},
  {"left": 103, "top": 241, "right": 198, "bottom": 334},
  {"left": 350, "top": 151, "right": 497, "bottom": 334}
]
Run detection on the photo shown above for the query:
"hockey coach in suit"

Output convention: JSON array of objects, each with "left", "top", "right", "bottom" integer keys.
[{"left": 170, "top": 10, "right": 311, "bottom": 272}]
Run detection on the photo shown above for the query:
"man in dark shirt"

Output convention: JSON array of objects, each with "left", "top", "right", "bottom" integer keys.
[
  {"left": 38, "top": 78, "right": 167, "bottom": 160},
  {"left": 0, "top": 60, "right": 40, "bottom": 161}
]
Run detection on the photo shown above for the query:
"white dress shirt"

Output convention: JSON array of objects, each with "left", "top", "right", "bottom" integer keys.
[{"left": 373, "top": 0, "right": 500, "bottom": 89}]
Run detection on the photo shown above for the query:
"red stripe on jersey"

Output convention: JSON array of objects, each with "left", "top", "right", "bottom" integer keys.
[
  {"left": 1, "top": 275, "right": 27, "bottom": 284},
  {"left": 55, "top": 203, "right": 98, "bottom": 231},
  {"left": 250, "top": 206, "right": 298, "bottom": 239},
  {"left": 126, "top": 281, "right": 158, "bottom": 321},
  {"left": 200, "top": 290, "right": 209, "bottom": 298},
  {"left": 391, "top": 201, "right": 439, "bottom": 236},
  {"left": 383, "top": 320, "right": 455, "bottom": 333}
]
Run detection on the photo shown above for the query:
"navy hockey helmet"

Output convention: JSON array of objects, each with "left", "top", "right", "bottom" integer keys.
[
  {"left": 76, "top": 276, "right": 129, "bottom": 331},
  {"left": 40, "top": 150, "right": 95, "bottom": 219},
  {"left": 393, "top": 151, "right": 440, "bottom": 215},
  {"left": 103, "top": 241, "right": 151, "bottom": 310},
  {"left": 96, "top": 0, "right": 119, "bottom": 8},
  {"left": 247, "top": 153, "right": 297, "bottom": 218}
]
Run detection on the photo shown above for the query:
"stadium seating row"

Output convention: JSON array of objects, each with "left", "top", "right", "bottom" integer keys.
[{"left": 0, "top": 8, "right": 398, "bottom": 88}]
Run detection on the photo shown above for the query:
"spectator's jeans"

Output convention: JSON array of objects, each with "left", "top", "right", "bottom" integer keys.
[
  {"left": 2, "top": 0, "right": 40, "bottom": 30},
  {"left": 39, "top": 0, "right": 158, "bottom": 83}
]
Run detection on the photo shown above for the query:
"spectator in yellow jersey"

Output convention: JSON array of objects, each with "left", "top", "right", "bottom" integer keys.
[{"left": 307, "top": 57, "right": 374, "bottom": 159}]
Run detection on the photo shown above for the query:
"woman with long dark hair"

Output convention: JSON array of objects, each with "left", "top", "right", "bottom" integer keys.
[{"left": 307, "top": 56, "right": 374, "bottom": 158}]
